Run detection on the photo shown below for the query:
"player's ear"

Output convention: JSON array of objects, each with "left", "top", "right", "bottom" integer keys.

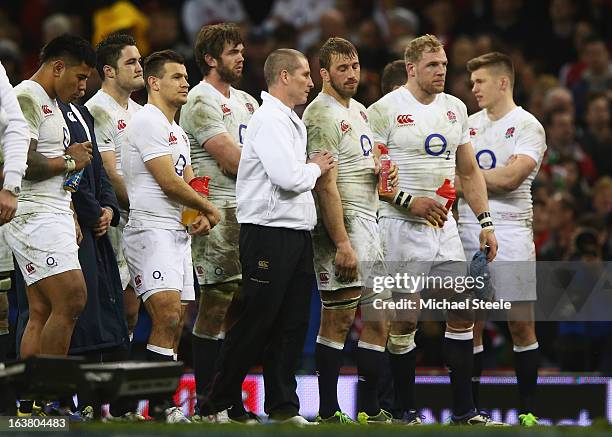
[
  {"left": 406, "top": 62, "right": 416, "bottom": 78},
  {"left": 103, "top": 64, "right": 115, "bottom": 80},
  {"left": 148, "top": 75, "right": 160, "bottom": 92},
  {"left": 320, "top": 68, "right": 329, "bottom": 83},
  {"left": 52, "top": 59, "right": 65, "bottom": 77},
  {"left": 204, "top": 53, "right": 217, "bottom": 70}
]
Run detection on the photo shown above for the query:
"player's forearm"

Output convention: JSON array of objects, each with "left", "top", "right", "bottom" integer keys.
[
  {"left": 316, "top": 187, "right": 351, "bottom": 248},
  {"left": 106, "top": 169, "right": 130, "bottom": 210},
  {"left": 161, "top": 178, "right": 216, "bottom": 215},
  {"left": 482, "top": 167, "right": 520, "bottom": 194},
  {"left": 24, "top": 150, "right": 65, "bottom": 181},
  {"left": 460, "top": 167, "right": 490, "bottom": 216}
]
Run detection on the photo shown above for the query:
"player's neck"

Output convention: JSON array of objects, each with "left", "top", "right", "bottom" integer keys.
[
  {"left": 148, "top": 95, "right": 178, "bottom": 123},
  {"left": 322, "top": 84, "right": 350, "bottom": 107},
  {"left": 404, "top": 82, "right": 436, "bottom": 105},
  {"left": 486, "top": 96, "right": 517, "bottom": 121},
  {"left": 205, "top": 73, "right": 231, "bottom": 98},
  {"left": 30, "top": 68, "right": 57, "bottom": 100},
  {"left": 101, "top": 82, "right": 131, "bottom": 109},
  {"left": 267, "top": 86, "right": 295, "bottom": 110}
]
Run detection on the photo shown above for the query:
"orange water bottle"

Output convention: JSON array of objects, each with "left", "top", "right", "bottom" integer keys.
[{"left": 182, "top": 176, "right": 210, "bottom": 226}]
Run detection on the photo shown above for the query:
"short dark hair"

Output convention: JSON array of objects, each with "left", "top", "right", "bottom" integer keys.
[
  {"left": 381, "top": 59, "right": 407, "bottom": 95},
  {"left": 95, "top": 33, "right": 137, "bottom": 81},
  {"left": 319, "top": 37, "right": 357, "bottom": 71},
  {"left": 143, "top": 49, "right": 185, "bottom": 91},
  {"left": 194, "top": 23, "right": 243, "bottom": 76},
  {"left": 466, "top": 51, "right": 515, "bottom": 87},
  {"left": 263, "top": 48, "right": 306, "bottom": 86},
  {"left": 40, "top": 33, "right": 96, "bottom": 68}
]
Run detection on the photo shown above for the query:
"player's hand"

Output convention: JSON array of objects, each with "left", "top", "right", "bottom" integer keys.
[
  {"left": 479, "top": 228, "right": 498, "bottom": 262},
  {"left": 308, "top": 150, "right": 336, "bottom": 176},
  {"left": 200, "top": 202, "right": 221, "bottom": 229},
  {"left": 334, "top": 241, "right": 358, "bottom": 283},
  {"left": 93, "top": 207, "right": 113, "bottom": 238},
  {"left": 67, "top": 141, "right": 93, "bottom": 171},
  {"left": 74, "top": 218, "right": 83, "bottom": 245},
  {"left": 190, "top": 214, "right": 211, "bottom": 236},
  {"left": 409, "top": 197, "right": 448, "bottom": 227},
  {"left": 0, "top": 189, "right": 18, "bottom": 225}
]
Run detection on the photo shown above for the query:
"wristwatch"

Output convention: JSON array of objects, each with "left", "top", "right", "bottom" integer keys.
[
  {"left": 63, "top": 154, "right": 77, "bottom": 172},
  {"left": 3, "top": 184, "right": 21, "bottom": 197}
]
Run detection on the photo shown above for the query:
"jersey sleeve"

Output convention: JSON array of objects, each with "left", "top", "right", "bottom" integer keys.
[
  {"left": 367, "top": 102, "right": 390, "bottom": 145},
  {"left": 131, "top": 116, "right": 172, "bottom": 162},
  {"left": 514, "top": 119, "right": 547, "bottom": 164},
  {"left": 16, "top": 92, "right": 42, "bottom": 140},
  {"left": 183, "top": 94, "right": 226, "bottom": 146},
  {"left": 303, "top": 103, "right": 342, "bottom": 158},
  {"left": 87, "top": 104, "right": 117, "bottom": 154}
]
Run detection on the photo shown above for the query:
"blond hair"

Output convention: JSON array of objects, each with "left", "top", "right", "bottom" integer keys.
[{"left": 404, "top": 34, "right": 443, "bottom": 64}]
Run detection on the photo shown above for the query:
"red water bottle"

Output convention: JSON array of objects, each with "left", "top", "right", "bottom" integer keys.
[
  {"left": 436, "top": 178, "right": 456, "bottom": 210},
  {"left": 378, "top": 144, "right": 393, "bottom": 193},
  {"left": 182, "top": 176, "right": 210, "bottom": 225}
]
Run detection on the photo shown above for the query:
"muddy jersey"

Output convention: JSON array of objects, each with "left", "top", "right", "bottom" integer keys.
[
  {"left": 180, "top": 80, "right": 258, "bottom": 207},
  {"left": 303, "top": 92, "right": 377, "bottom": 220}
]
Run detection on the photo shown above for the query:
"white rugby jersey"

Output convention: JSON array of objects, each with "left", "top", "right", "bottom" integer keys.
[
  {"left": 303, "top": 92, "right": 377, "bottom": 220},
  {"left": 458, "top": 106, "right": 546, "bottom": 224},
  {"left": 180, "top": 80, "right": 258, "bottom": 207},
  {"left": 85, "top": 90, "right": 142, "bottom": 176},
  {"left": 368, "top": 86, "right": 469, "bottom": 223},
  {"left": 123, "top": 103, "right": 191, "bottom": 230},
  {"left": 15, "top": 80, "right": 72, "bottom": 214}
]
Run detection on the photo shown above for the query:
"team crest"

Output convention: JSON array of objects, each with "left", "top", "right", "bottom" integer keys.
[
  {"left": 469, "top": 127, "right": 478, "bottom": 137},
  {"left": 117, "top": 119, "right": 127, "bottom": 131},
  {"left": 505, "top": 127, "right": 515, "bottom": 138},
  {"left": 245, "top": 102, "right": 255, "bottom": 114},
  {"left": 169, "top": 132, "right": 178, "bottom": 145},
  {"left": 396, "top": 114, "right": 414, "bottom": 126},
  {"left": 447, "top": 111, "right": 457, "bottom": 124},
  {"left": 221, "top": 104, "right": 231, "bottom": 116},
  {"left": 360, "top": 110, "right": 368, "bottom": 122},
  {"left": 340, "top": 120, "right": 351, "bottom": 133}
]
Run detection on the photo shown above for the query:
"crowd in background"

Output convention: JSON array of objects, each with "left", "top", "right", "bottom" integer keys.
[{"left": 0, "top": 0, "right": 611, "bottom": 373}]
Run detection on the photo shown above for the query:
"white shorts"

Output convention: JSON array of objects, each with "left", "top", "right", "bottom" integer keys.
[
  {"left": 459, "top": 222, "right": 536, "bottom": 301},
  {"left": 312, "top": 215, "right": 387, "bottom": 294},
  {"left": 122, "top": 226, "right": 195, "bottom": 302},
  {"left": 0, "top": 226, "right": 14, "bottom": 272},
  {"left": 107, "top": 210, "right": 130, "bottom": 289},
  {"left": 191, "top": 207, "right": 241, "bottom": 286},
  {"left": 3, "top": 213, "right": 81, "bottom": 286},
  {"left": 379, "top": 216, "right": 466, "bottom": 293}
]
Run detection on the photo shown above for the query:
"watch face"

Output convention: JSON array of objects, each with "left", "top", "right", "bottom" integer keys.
[{"left": 13, "top": 186, "right": 20, "bottom": 195}]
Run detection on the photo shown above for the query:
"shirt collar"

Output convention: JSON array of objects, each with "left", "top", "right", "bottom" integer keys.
[{"left": 261, "top": 91, "right": 294, "bottom": 116}]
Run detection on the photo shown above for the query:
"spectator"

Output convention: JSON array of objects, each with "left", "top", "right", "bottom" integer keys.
[
  {"left": 591, "top": 177, "right": 612, "bottom": 220},
  {"left": 572, "top": 36, "right": 612, "bottom": 117},
  {"left": 540, "top": 192, "right": 578, "bottom": 260},
  {"left": 580, "top": 93, "right": 611, "bottom": 177}
]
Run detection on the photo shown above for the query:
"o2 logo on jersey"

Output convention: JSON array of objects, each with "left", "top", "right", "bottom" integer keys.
[
  {"left": 117, "top": 119, "right": 127, "bottom": 131},
  {"left": 360, "top": 134, "right": 372, "bottom": 156},
  {"left": 396, "top": 114, "right": 414, "bottom": 126},
  {"left": 238, "top": 124, "right": 247, "bottom": 145},
  {"left": 476, "top": 149, "right": 497, "bottom": 169},
  {"left": 175, "top": 154, "right": 187, "bottom": 176},
  {"left": 424, "top": 133, "right": 451, "bottom": 160},
  {"left": 62, "top": 126, "right": 70, "bottom": 149}
]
